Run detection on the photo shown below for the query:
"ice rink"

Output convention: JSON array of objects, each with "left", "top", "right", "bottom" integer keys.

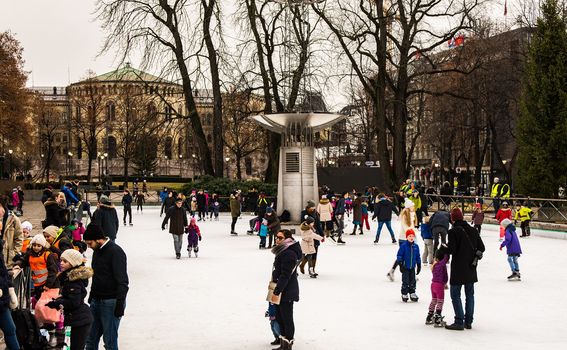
[{"left": 104, "top": 207, "right": 567, "bottom": 349}]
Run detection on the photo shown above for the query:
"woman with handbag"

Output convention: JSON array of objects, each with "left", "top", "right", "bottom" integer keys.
[{"left": 270, "top": 229, "right": 301, "bottom": 350}]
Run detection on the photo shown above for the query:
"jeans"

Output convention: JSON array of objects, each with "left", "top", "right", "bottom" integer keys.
[
  {"left": 376, "top": 221, "right": 395, "bottom": 241},
  {"left": 0, "top": 308, "right": 20, "bottom": 350},
  {"left": 86, "top": 298, "right": 122, "bottom": 350},
  {"left": 507, "top": 255, "right": 520, "bottom": 272},
  {"left": 270, "top": 319, "right": 281, "bottom": 339},
  {"left": 422, "top": 238, "right": 433, "bottom": 264},
  {"left": 450, "top": 283, "right": 475, "bottom": 326},
  {"left": 172, "top": 234, "right": 183, "bottom": 254},
  {"left": 260, "top": 236, "right": 266, "bottom": 248}
]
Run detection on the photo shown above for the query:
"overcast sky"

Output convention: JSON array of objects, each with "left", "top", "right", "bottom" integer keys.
[{"left": 2, "top": 0, "right": 514, "bottom": 104}]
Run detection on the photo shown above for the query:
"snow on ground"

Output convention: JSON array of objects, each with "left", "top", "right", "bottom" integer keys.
[{"left": 103, "top": 207, "right": 567, "bottom": 349}]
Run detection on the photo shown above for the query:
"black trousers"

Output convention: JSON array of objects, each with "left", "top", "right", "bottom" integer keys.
[
  {"left": 231, "top": 216, "right": 238, "bottom": 232},
  {"left": 123, "top": 206, "right": 132, "bottom": 224},
  {"left": 276, "top": 301, "right": 295, "bottom": 340},
  {"left": 137, "top": 203, "right": 143, "bottom": 212},
  {"left": 520, "top": 220, "right": 531, "bottom": 236},
  {"left": 71, "top": 323, "right": 92, "bottom": 350}
]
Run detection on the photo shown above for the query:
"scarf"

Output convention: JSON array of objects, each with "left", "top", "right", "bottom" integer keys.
[{"left": 271, "top": 238, "right": 295, "bottom": 256}]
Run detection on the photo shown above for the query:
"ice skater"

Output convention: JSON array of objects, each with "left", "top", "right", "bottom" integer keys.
[
  {"left": 496, "top": 201, "right": 512, "bottom": 241},
  {"left": 186, "top": 217, "right": 202, "bottom": 258},
  {"left": 514, "top": 203, "right": 533, "bottom": 237},
  {"left": 426, "top": 246, "right": 449, "bottom": 327},
  {"left": 396, "top": 229, "right": 421, "bottom": 302},
  {"left": 471, "top": 203, "right": 485, "bottom": 234},
  {"left": 259, "top": 219, "right": 269, "bottom": 249},
  {"left": 499, "top": 219, "right": 522, "bottom": 280}
]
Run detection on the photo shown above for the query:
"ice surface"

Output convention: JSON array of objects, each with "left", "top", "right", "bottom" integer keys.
[{"left": 99, "top": 207, "right": 567, "bottom": 349}]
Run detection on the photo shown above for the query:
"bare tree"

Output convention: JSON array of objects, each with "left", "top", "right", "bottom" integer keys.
[
  {"left": 33, "top": 96, "right": 62, "bottom": 182},
  {"left": 96, "top": 0, "right": 223, "bottom": 176},
  {"left": 312, "top": 0, "right": 482, "bottom": 188}
]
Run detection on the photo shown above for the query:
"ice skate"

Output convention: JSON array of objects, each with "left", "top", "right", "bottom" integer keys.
[
  {"left": 308, "top": 267, "right": 317, "bottom": 278},
  {"left": 425, "top": 312, "right": 434, "bottom": 325},
  {"left": 508, "top": 272, "right": 521, "bottom": 281},
  {"left": 374, "top": 239, "right": 379, "bottom": 244},
  {"left": 230, "top": 231, "right": 238, "bottom": 236},
  {"left": 387, "top": 269, "right": 394, "bottom": 282},
  {"left": 433, "top": 314, "right": 446, "bottom": 328},
  {"left": 392, "top": 239, "right": 397, "bottom": 244},
  {"left": 187, "top": 249, "right": 192, "bottom": 258},
  {"left": 129, "top": 223, "right": 133, "bottom": 226},
  {"left": 410, "top": 293, "right": 419, "bottom": 302},
  {"left": 401, "top": 294, "right": 409, "bottom": 302},
  {"left": 337, "top": 238, "right": 346, "bottom": 244},
  {"left": 176, "top": 253, "right": 181, "bottom": 259}
]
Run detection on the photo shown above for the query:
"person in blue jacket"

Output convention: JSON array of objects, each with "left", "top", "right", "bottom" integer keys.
[
  {"left": 396, "top": 229, "right": 421, "bottom": 302},
  {"left": 61, "top": 182, "right": 79, "bottom": 207},
  {"left": 421, "top": 216, "right": 433, "bottom": 264}
]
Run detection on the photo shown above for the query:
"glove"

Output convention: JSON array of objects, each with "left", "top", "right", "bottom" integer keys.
[
  {"left": 499, "top": 246, "right": 503, "bottom": 251},
  {"left": 114, "top": 299, "right": 126, "bottom": 317},
  {"left": 46, "top": 300, "right": 59, "bottom": 309},
  {"left": 161, "top": 226, "right": 166, "bottom": 231},
  {"left": 417, "top": 264, "right": 421, "bottom": 275},
  {"left": 198, "top": 236, "right": 202, "bottom": 241},
  {"left": 8, "top": 287, "right": 18, "bottom": 310}
]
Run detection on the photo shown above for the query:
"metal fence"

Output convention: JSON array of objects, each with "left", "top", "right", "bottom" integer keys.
[{"left": 424, "top": 194, "right": 567, "bottom": 224}]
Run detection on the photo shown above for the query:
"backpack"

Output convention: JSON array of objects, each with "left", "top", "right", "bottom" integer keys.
[{"left": 279, "top": 210, "right": 291, "bottom": 223}]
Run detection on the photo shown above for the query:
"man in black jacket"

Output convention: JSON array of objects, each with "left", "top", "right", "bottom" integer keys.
[
  {"left": 162, "top": 198, "right": 188, "bottom": 259},
  {"left": 372, "top": 193, "right": 400, "bottom": 244},
  {"left": 121, "top": 189, "right": 133, "bottom": 226},
  {"left": 445, "top": 208, "right": 485, "bottom": 331},
  {"left": 92, "top": 195, "right": 119, "bottom": 241},
  {"left": 429, "top": 210, "right": 451, "bottom": 255},
  {"left": 84, "top": 223, "right": 129, "bottom": 350}
]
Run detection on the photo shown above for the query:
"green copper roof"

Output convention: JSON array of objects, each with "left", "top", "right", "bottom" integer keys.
[{"left": 93, "top": 63, "right": 171, "bottom": 83}]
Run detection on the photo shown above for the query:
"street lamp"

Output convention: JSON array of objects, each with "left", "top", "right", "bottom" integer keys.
[
  {"left": 104, "top": 153, "right": 108, "bottom": 175},
  {"left": 67, "top": 151, "right": 73, "bottom": 176},
  {"left": 179, "top": 154, "right": 183, "bottom": 177},
  {"left": 225, "top": 157, "right": 230, "bottom": 178},
  {"left": 8, "top": 149, "right": 13, "bottom": 179},
  {"left": 165, "top": 155, "right": 169, "bottom": 175}
]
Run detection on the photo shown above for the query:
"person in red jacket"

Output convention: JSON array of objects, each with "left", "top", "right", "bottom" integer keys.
[{"left": 495, "top": 201, "right": 512, "bottom": 241}]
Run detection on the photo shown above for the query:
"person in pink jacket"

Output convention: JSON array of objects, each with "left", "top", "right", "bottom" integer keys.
[{"left": 495, "top": 201, "right": 512, "bottom": 241}]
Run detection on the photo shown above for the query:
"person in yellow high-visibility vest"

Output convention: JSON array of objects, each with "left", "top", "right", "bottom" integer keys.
[
  {"left": 453, "top": 177, "right": 459, "bottom": 195},
  {"left": 514, "top": 204, "right": 533, "bottom": 237},
  {"left": 491, "top": 177, "right": 502, "bottom": 214}
]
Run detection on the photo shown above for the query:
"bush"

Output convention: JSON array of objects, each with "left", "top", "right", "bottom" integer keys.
[{"left": 181, "top": 175, "right": 277, "bottom": 196}]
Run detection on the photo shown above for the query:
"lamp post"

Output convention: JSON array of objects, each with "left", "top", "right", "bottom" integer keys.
[
  {"left": 67, "top": 151, "right": 73, "bottom": 176},
  {"left": 179, "top": 154, "right": 183, "bottom": 177},
  {"left": 104, "top": 153, "right": 108, "bottom": 176},
  {"left": 8, "top": 149, "right": 13, "bottom": 179},
  {"left": 225, "top": 157, "right": 230, "bottom": 178},
  {"left": 165, "top": 155, "right": 169, "bottom": 175}
]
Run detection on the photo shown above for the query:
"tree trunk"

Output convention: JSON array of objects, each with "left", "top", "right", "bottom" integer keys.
[
  {"left": 236, "top": 155, "right": 242, "bottom": 180},
  {"left": 202, "top": 0, "right": 224, "bottom": 177},
  {"left": 123, "top": 157, "right": 129, "bottom": 187},
  {"left": 87, "top": 157, "right": 93, "bottom": 183}
]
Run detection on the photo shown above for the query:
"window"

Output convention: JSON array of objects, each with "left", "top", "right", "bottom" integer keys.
[
  {"left": 285, "top": 152, "right": 300, "bottom": 173},
  {"left": 107, "top": 102, "right": 116, "bottom": 121},
  {"left": 165, "top": 106, "right": 173, "bottom": 121},
  {"left": 108, "top": 136, "right": 117, "bottom": 159},
  {"left": 245, "top": 158, "right": 253, "bottom": 176},
  {"left": 164, "top": 137, "right": 173, "bottom": 159}
]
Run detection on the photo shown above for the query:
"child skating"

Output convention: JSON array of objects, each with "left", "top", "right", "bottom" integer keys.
[
  {"left": 499, "top": 219, "right": 522, "bottom": 281},
  {"left": 186, "top": 218, "right": 202, "bottom": 257},
  {"left": 514, "top": 203, "right": 533, "bottom": 237},
  {"left": 471, "top": 203, "right": 485, "bottom": 234},
  {"left": 426, "top": 246, "right": 449, "bottom": 327},
  {"left": 259, "top": 219, "right": 268, "bottom": 249},
  {"left": 496, "top": 201, "right": 512, "bottom": 241},
  {"left": 396, "top": 229, "right": 421, "bottom": 302}
]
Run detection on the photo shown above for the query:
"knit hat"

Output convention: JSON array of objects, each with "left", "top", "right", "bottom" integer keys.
[
  {"left": 99, "top": 195, "right": 111, "bottom": 205},
  {"left": 500, "top": 218, "right": 513, "bottom": 228},
  {"left": 404, "top": 198, "right": 414, "bottom": 209},
  {"left": 266, "top": 207, "right": 274, "bottom": 214},
  {"left": 306, "top": 200, "right": 316, "bottom": 209},
  {"left": 30, "top": 234, "right": 49, "bottom": 248},
  {"left": 405, "top": 229, "right": 416, "bottom": 238},
  {"left": 21, "top": 221, "right": 33, "bottom": 232},
  {"left": 450, "top": 208, "right": 464, "bottom": 222},
  {"left": 43, "top": 225, "right": 59, "bottom": 239},
  {"left": 303, "top": 215, "right": 315, "bottom": 225},
  {"left": 61, "top": 249, "right": 85, "bottom": 267},
  {"left": 83, "top": 223, "right": 106, "bottom": 241}
]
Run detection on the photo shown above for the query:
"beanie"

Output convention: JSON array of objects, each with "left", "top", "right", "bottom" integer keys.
[
  {"left": 450, "top": 208, "right": 464, "bottom": 222},
  {"left": 83, "top": 223, "right": 106, "bottom": 241},
  {"left": 61, "top": 249, "right": 86, "bottom": 267},
  {"left": 30, "top": 234, "right": 49, "bottom": 248},
  {"left": 500, "top": 218, "right": 513, "bottom": 228},
  {"left": 306, "top": 200, "right": 316, "bottom": 209},
  {"left": 404, "top": 198, "right": 414, "bottom": 209},
  {"left": 303, "top": 215, "right": 315, "bottom": 225},
  {"left": 21, "top": 221, "right": 33, "bottom": 232},
  {"left": 405, "top": 229, "right": 416, "bottom": 238},
  {"left": 43, "top": 225, "right": 59, "bottom": 239},
  {"left": 99, "top": 195, "right": 111, "bottom": 205},
  {"left": 266, "top": 207, "right": 274, "bottom": 214}
]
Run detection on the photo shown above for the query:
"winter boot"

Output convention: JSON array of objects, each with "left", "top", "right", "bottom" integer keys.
[
  {"left": 282, "top": 338, "right": 293, "bottom": 350},
  {"left": 299, "top": 257, "right": 307, "bottom": 274},
  {"left": 359, "top": 227, "right": 364, "bottom": 235},
  {"left": 425, "top": 312, "right": 434, "bottom": 325},
  {"left": 272, "top": 337, "right": 286, "bottom": 350},
  {"left": 402, "top": 294, "right": 409, "bottom": 302},
  {"left": 445, "top": 323, "right": 464, "bottom": 330},
  {"left": 270, "top": 338, "right": 281, "bottom": 346},
  {"left": 387, "top": 269, "right": 395, "bottom": 282},
  {"left": 312, "top": 258, "right": 318, "bottom": 277},
  {"left": 433, "top": 314, "right": 446, "bottom": 328},
  {"left": 410, "top": 293, "right": 419, "bottom": 302},
  {"left": 308, "top": 267, "right": 317, "bottom": 278}
]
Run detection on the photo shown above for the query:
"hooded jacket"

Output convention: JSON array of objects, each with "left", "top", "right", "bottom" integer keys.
[
  {"left": 299, "top": 222, "right": 323, "bottom": 255},
  {"left": 44, "top": 199, "right": 65, "bottom": 227},
  {"left": 316, "top": 199, "right": 334, "bottom": 222},
  {"left": 500, "top": 223, "right": 522, "bottom": 255},
  {"left": 49, "top": 266, "right": 94, "bottom": 327},
  {"left": 92, "top": 203, "right": 120, "bottom": 240},
  {"left": 372, "top": 198, "right": 399, "bottom": 221}
]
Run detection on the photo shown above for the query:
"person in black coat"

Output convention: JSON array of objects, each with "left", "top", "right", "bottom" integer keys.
[
  {"left": 196, "top": 190, "right": 207, "bottom": 221},
  {"left": 160, "top": 191, "right": 176, "bottom": 217},
  {"left": 270, "top": 229, "right": 301, "bottom": 350},
  {"left": 121, "top": 189, "right": 133, "bottom": 226},
  {"left": 161, "top": 198, "right": 188, "bottom": 259},
  {"left": 445, "top": 208, "right": 485, "bottom": 331},
  {"left": 92, "top": 195, "right": 119, "bottom": 241},
  {"left": 429, "top": 210, "right": 451, "bottom": 255},
  {"left": 46, "top": 249, "right": 94, "bottom": 350},
  {"left": 372, "top": 193, "right": 400, "bottom": 243},
  {"left": 43, "top": 193, "right": 66, "bottom": 228}
]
